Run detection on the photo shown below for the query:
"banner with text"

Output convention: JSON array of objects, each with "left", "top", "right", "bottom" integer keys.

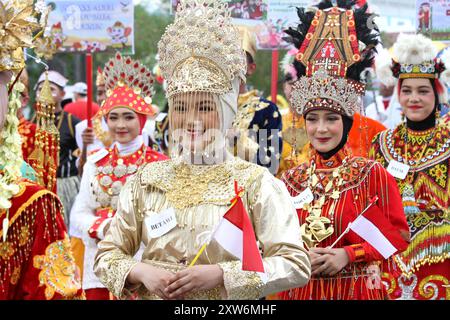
[{"left": 45, "top": 0, "right": 134, "bottom": 53}]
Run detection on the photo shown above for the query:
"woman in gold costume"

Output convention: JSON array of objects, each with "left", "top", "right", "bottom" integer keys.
[{"left": 94, "top": 0, "right": 311, "bottom": 300}]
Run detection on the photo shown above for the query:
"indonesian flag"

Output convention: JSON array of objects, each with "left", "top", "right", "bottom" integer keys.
[
  {"left": 212, "top": 181, "right": 265, "bottom": 275},
  {"left": 349, "top": 197, "right": 409, "bottom": 259}
]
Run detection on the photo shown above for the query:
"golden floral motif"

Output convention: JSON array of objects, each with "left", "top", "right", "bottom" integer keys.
[
  {"left": 33, "top": 234, "right": 81, "bottom": 300},
  {"left": 166, "top": 163, "right": 232, "bottom": 209},
  {"left": 18, "top": 225, "right": 30, "bottom": 246},
  {"left": 0, "top": 241, "right": 14, "bottom": 260},
  {"left": 10, "top": 266, "right": 21, "bottom": 285}
]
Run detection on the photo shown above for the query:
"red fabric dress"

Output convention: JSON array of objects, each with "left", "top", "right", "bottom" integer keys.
[
  {"left": 370, "top": 122, "right": 450, "bottom": 300},
  {"left": 279, "top": 147, "right": 409, "bottom": 300},
  {"left": 17, "top": 116, "right": 37, "bottom": 164},
  {"left": 0, "top": 179, "right": 84, "bottom": 300}
]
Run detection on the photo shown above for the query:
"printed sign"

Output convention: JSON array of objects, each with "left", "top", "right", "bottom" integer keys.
[
  {"left": 416, "top": 0, "right": 450, "bottom": 42},
  {"left": 45, "top": 0, "right": 134, "bottom": 53}
]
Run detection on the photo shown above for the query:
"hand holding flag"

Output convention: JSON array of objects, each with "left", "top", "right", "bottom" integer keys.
[
  {"left": 190, "top": 181, "right": 266, "bottom": 277},
  {"left": 330, "top": 195, "right": 408, "bottom": 259}
]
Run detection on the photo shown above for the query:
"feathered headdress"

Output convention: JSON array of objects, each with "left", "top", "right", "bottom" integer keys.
[
  {"left": 374, "top": 47, "right": 396, "bottom": 87},
  {"left": 284, "top": 0, "right": 379, "bottom": 117},
  {"left": 378, "top": 33, "right": 449, "bottom": 104}
]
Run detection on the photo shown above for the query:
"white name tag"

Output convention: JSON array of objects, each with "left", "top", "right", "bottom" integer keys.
[
  {"left": 387, "top": 160, "right": 410, "bottom": 180},
  {"left": 145, "top": 208, "right": 177, "bottom": 238},
  {"left": 87, "top": 148, "right": 109, "bottom": 163},
  {"left": 154, "top": 112, "right": 167, "bottom": 122},
  {"left": 291, "top": 188, "right": 314, "bottom": 209}
]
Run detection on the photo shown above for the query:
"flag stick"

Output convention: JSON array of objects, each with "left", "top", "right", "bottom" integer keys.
[
  {"left": 189, "top": 182, "right": 245, "bottom": 267},
  {"left": 329, "top": 196, "right": 379, "bottom": 249},
  {"left": 271, "top": 50, "right": 279, "bottom": 103},
  {"left": 86, "top": 52, "right": 93, "bottom": 128},
  {"left": 189, "top": 243, "right": 208, "bottom": 267}
]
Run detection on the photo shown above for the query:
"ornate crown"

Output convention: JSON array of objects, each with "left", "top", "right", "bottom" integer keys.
[
  {"left": 158, "top": 0, "right": 246, "bottom": 97},
  {"left": 100, "top": 52, "right": 157, "bottom": 116},
  {"left": 0, "top": 0, "right": 50, "bottom": 71},
  {"left": 284, "top": 0, "right": 379, "bottom": 117},
  {"left": 290, "top": 68, "right": 364, "bottom": 117},
  {"left": 391, "top": 33, "right": 444, "bottom": 80}
]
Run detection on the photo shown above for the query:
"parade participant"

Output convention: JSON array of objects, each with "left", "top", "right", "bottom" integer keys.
[
  {"left": 94, "top": 0, "right": 311, "bottom": 300},
  {"left": 370, "top": 33, "right": 450, "bottom": 300},
  {"left": 279, "top": 0, "right": 409, "bottom": 300},
  {"left": 231, "top": 29, "right": 283, "bottom": 175},
  {"left": 69, "top": 52, "right": 167, "bottom": 300},
  {"left": 365, "top": 48, "right": 403, "bottom": 128},
  {"left": 64, "top": 82, "right": 100, "bottom": 121},
  {"left": 276, "top": 46, "right": 386, "bottom": 178},
  {"left": 0, "top": 70, "right": 83, "bottom": 300},
  {"left": 75, "top": 68, "right": 113, "bottom": 176},
  {"left": 277, "top": 49, "right": 309, "bottom": 178},
  {"left": 35, "top": 70, "right": 82, "bottom": 223},
  {"left": 15, "top": 69, "right": 38, "bottom": 165}
]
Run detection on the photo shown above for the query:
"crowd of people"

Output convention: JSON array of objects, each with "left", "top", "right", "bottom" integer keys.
[{"left": 0, "top": 0, "right": 448, "bottom": 300}]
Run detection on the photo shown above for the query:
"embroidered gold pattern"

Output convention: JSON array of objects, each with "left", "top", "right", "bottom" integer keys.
[
  {"left": 33, "top": 234, "right": 81, "bottom": 300},
  {"left": 0, "top": 242, "right": 14, "bottom": 260}
]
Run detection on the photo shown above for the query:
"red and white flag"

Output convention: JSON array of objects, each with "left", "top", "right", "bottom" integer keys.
[
  {"left": 349, "top": 197, "right": 408, "bottom": 259},
  {"left": 212, "top": 182, "right": 266, "bottom": 276}
]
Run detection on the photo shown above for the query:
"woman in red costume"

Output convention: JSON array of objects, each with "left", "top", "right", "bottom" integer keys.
[
  {"left": 370, "top": 33, "right": 450, "bottom": 300},
  {"left": 278, "top": 0, "right": 409, "bottom": 300},
  {"left": 69, "top": 53, "right": 167, "bottom": 300}
]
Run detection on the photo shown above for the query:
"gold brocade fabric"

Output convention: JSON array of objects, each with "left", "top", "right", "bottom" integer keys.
[{"left": 94, "top": 157, "right": 311, "bottom": 300}]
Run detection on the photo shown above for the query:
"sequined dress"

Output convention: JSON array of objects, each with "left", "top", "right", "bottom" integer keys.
[
  {"left": 370, "top": 122, "right": 450, "bottom": 300},
  {"left": 279, "top": 147, "right": 409, "bottom": 300},
  {"left": 94, "top": 155, "right": 311, "bottom": 299}
]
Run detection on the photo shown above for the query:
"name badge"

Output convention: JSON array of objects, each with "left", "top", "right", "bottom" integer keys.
[
  {"left": 145, "top": 208, "right": 177, "bottom": 238},
  {"left": 387, "top": 160, "right": 410, "bottom": 180},
  {"left": 87, "top": 148, "right": 109, "bottom": 163},
  {"left": 291, "top": 188, "right": 314, "bottom": 209}
]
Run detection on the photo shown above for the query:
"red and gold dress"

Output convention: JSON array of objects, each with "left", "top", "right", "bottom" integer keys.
[
  {"left": 69, "top": 137, "right": 167, "bottom": 299},
  {"left": 0, "top": 178, "right": 83, "bottom": 300},
  {"left": 279, "top": 147, "right": 409, "bottom": 300},
  {"left": 17, "top": 116, "right": 36, "bottom": 164},
  {"left": 370, "top": 122, "right": 450, "bottom": 300}
]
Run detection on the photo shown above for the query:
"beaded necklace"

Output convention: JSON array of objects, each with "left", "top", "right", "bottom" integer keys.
[
  {"left": 401, "top": 123, "right": 436, "bottom": 215},
  {"left": 301, "top": 155, "right": 348, "bottom": 248}
]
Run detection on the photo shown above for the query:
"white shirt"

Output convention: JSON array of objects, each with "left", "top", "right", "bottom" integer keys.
[
  {"left": 365, "top": 95, "right": 403, "bottom": 130},
  {"left": 69, "top": 135, "right": 145, "bottom": 290}
]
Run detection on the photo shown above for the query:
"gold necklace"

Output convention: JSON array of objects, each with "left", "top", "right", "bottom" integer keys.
[{"left": 301, "top": 157, "right": 348, "bottom": 248}]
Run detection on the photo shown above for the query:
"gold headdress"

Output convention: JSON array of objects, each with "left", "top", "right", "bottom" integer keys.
[
  {"left": 100, "top": 52, "right": 157, "bottom": 117},
  {"left": 96, "top": 67, "right": 105, "bottom": 87},
  {"left": 0, "top": 0, "right": 50, "bottom": 71},
  {"left": 241, "top": 28, "right": 257, "bottom": 61},
  {"left": 285, "top": 2, "right": 379, "bottom": 117},
  {"left": 28, "top": 73, "right": 59, "bottom": 193},
  {"left": 158, "top": 0, "right": 247, "bottom": 97}
]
